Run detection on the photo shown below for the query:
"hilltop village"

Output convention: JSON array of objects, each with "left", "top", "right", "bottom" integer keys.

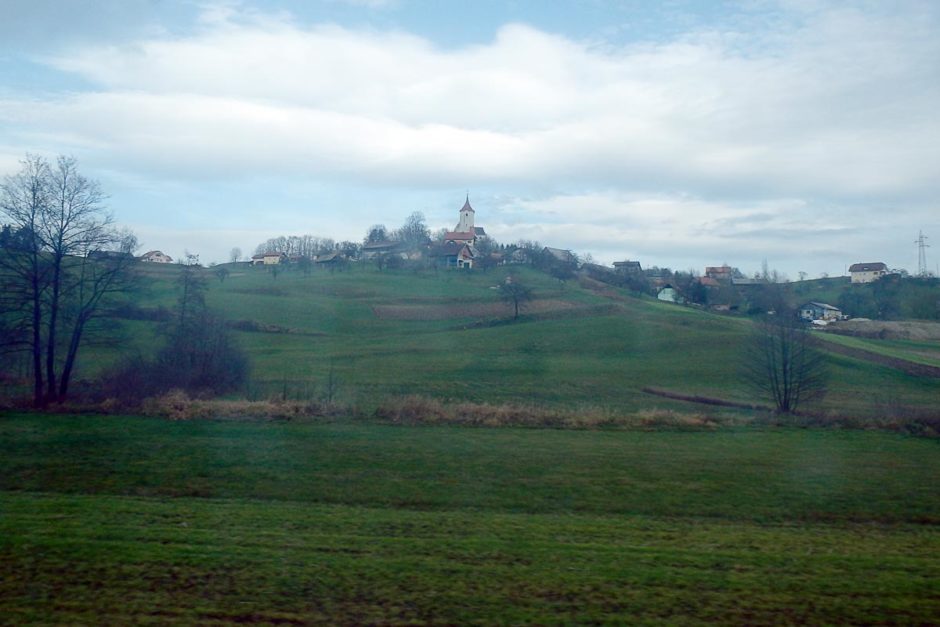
[{"left": 132, "top": 197, "right": 936, "bottom": 324}]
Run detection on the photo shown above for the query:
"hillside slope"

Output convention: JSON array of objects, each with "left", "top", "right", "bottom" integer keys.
[{"left": 83, "top": 262, "right": 938, "bottom": 417}]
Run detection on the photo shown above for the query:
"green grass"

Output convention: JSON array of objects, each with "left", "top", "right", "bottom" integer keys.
[
  {"left": 818, "top": 332, "right": 940, "bottom": 368},
  {"left": 1, "top": 413, "right": 938, "bottom": 623},
  {"left": 53, "top": 262, "right": 940, "bottom": 417}
]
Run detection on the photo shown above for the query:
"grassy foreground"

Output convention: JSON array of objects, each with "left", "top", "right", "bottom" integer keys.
[{"left": 1, "top": 413, "right": 939, "bottom": 623}]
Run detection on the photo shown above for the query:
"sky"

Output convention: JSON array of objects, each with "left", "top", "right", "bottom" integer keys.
[{"left": 1, "top": 0, "right": 938, "bottom": 277}]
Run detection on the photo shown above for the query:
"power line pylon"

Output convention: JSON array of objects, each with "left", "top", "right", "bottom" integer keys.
[{"left": 915, "top": 230, "right": 930, "bottom": 276}]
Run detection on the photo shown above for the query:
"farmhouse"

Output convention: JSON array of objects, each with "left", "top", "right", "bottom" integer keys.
[
  {"left": 705, "top": 265, "right": 734, "bottom": 282},
  {"left": 139, "top": 250, "right": 173, "bottom": 263},
  {"left": 252, "top": 252, "right": 287, "bottom": 266},
  {"left": 613, "top": 260, "right": 642, "bottom": 275},
  {"left": 799, "top": 301, "right": 843, "bottom": 322},
  {"left": 849, "top": 262, "right": 887, "bottom": 283},
  {"left": 543, "top": 247, "right": 577, "bottom": 265},
  {"left": 428, "top": 242, "right": 475, "bottom": 268}
]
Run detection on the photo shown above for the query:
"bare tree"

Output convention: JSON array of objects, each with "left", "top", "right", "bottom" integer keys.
[
  {"left": 743, "top": 314, "right": 828, "bottom": 413},
  {"left": 230, "top": 247, "right": 241, "bottom": 263},
  {"left": 499, "top": 278, "right": 533, "bottom": 320},
  {"left": 0, "top": 154, "right": 135, "bottom": 406}
]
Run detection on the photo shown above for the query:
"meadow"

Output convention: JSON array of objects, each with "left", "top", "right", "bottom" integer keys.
[
  {"left": 3, "top": 262, "right": 939, "bottom": 623},
  {"left": 1, "top": 413, "right": 938, "bottom": 624},
  {"left": 89, "top": 261, "right": 940, "bottom": 419}
]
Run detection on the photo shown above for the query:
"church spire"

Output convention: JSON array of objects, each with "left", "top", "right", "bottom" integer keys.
[{"left": 461, "top": 193, "right": 474, "bottom": 212}]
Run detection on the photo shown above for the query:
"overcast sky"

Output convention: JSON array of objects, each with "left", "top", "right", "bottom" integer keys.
[{"left": 1, "top": 0, "right": 938, "bottom": 276}]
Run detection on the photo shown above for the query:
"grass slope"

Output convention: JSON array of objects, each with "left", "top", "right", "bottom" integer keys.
[
  {"left": 1, "top": 414, "right": 938, "bottom": 623},
  {"left": 93, "top": 263, "right": 940, "bottom": 416}
]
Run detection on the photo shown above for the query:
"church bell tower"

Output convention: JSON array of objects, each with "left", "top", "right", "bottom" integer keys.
[{"left": 456, "top": 194, "right": 475, "bottom": 232}]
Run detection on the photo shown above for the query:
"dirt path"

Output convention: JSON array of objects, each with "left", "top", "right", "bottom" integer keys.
[{"left": 815, "top": 337, "right": 940, "bottom": 378}]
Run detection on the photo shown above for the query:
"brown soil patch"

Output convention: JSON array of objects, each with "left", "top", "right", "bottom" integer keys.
[
  {"left": 825, "top": 319, "right": 940, "bottom": 341},
  {"left": 815, "top": 338, "right": 940, "bottom": 378},
  {"left": 373, "top": 299, "right": 578, "bottom": 321}
]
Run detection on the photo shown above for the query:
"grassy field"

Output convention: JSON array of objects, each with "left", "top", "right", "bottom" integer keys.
[
  {"left": 1, "top": 413, "right": 939, "bottom": 623},
  {"left": 62, "top": 261, "right": 938, "bottom": 418}
]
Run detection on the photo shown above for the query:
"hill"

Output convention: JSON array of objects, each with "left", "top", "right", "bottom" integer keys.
[{"left": 43, "top": 260, "right": 937, "bottom": 420}]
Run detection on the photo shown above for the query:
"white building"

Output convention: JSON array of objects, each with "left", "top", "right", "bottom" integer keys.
[
  {"left": 849, "top": 262, "right": 887, "bottom": 283},
  {"left": 139, "top": 250, "right": 173, "bottom": 263}
]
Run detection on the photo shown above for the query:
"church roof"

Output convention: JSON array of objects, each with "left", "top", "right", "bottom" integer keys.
[
  {"left": 461, "top": 194, "right": 474, "bottom": 213},
  {"left": 443, "top": 231, "right": 475, "bottom": 242}
]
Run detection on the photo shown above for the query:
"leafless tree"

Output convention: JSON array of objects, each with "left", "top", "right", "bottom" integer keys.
[
  {"left": 0, "top": 154, "right": 136, "bottom": 406},
  {"left": 743, "top": 314, "right": 828, "bottom": 413},
  {"left": 230, "top": 247, "right": 241, "bottom": 263},
  {"left": 499, "top": 278, "right": 533, "bottom": 320}
]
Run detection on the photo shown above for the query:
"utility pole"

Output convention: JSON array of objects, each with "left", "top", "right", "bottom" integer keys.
[{"left": 915, "top": 231, "right": 930, "bottom": 277}]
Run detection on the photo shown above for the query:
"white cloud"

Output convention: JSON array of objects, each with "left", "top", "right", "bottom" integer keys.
[{"left": 1, "top": 2, "right": 937, "bottom": 274}]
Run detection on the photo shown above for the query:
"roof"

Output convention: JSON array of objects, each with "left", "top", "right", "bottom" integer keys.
[
  {"left": 705, "top": 265, "right": 732, "bottom": 275},
  {"left": 613, "top": 260, "right": 642, "bottom": 271},
  {"left": 443, "top": 231, "right": 475, "bottom": 242},
  {"left": 362, "top": 240, "right": 399, "bottom": 251},
  {"left": 473, "top": 226, "right": 487, "bottom": 236},
  {"left": 429, "top": 242, "right": 470, "bottom": 257},
  {"left": 849, "top": 262, "right": 887, "bottom": 272},
  {"left": 699, "top": 277, "right": 721, "bottom": 287},
  {"left": 804, "top": 301, "right": 841, "bottom": 311},
  {"left": 543, "top": 247, "right": 576, "bottom": 263},
  {"left": 460, "top": 195, "right": 474, "bottom": 213}
]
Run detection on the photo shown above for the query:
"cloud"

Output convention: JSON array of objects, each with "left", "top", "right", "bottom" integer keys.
[
  {"left": 1, "top": 2, "right": 937, "bottom": 273},
  {"left": 7, "top": 6, "right": 932, "bottom": 199}
]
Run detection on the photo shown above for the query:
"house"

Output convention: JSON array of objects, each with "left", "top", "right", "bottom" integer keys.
[
  {"left": 799, "top": 302, "right": 843, "bottom": 322},
  {"left": 613, "top": 260, "right": 642, "bottom": 275},
  {"left": 506, "top": 247, "right": 531, "bottom": 264},
  {"left": 315, "top": 252, "right": 344, "bottom": 265},
  {"left": 139, "top": 250, "right": 172, "bottom": 263},
  {"left": 360, "top": 241, "right": 401, "bottom": 260},
  {"left": 251, "top": 251, "right": 287, "bottom": 266},
  {"left": 849, "top": 262, "right": 887, "bottom": 283},
  {"left": 657, "top": 285, "right": 680, "bottom": 303},
  {"left": 705, "top": 265, "right": 734, "bottom": 282},
  {"left": 542, "top": 247, "right": 577, "bottom": 265},
  {"left": 428, "top": 242, "right": 475, "bottom": 268}
]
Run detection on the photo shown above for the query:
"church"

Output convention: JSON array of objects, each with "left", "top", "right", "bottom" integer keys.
[
  {"left": 442, "top": 195, "right": 486, "bottom": 246},
  {"left": 429, "top": 196, "right": 487, "bottom": 269}
]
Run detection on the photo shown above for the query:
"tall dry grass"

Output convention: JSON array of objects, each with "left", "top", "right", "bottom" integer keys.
[{"left": 371, "top": 394, "right": 728, "bottom": 429}]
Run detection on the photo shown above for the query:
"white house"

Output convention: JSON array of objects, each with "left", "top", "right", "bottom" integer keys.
[
  {"left": 799, "top": 302, "right": 843, "bottom": 322},
  {"left": 849, "top": 262, "right": 887, "bottom": 283},
  {"left": 139, "top": 250, "right": 173, "bottom": 263},
  {"left": 252, "top": 252, "right": 287, "bottom": 266},
  {"left": 657, "top": 285, "right": 680, "bottom": 303}
]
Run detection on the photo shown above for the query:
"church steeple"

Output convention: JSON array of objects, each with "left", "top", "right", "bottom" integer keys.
[{"left": 456, "top": 194, "right": 475, "bottom": 232}]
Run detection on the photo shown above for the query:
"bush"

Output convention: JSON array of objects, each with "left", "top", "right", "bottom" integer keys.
[{"left": 98, "top": 310, "right": 249, "bottom": 403}]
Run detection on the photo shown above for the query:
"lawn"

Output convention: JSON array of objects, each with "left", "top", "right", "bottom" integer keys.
[
  {"left": 77, "top": 262, "right": 940, "bottom": 417},
  {"left": 1, "top": 413, "right": 938, "bottom": 623}
]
